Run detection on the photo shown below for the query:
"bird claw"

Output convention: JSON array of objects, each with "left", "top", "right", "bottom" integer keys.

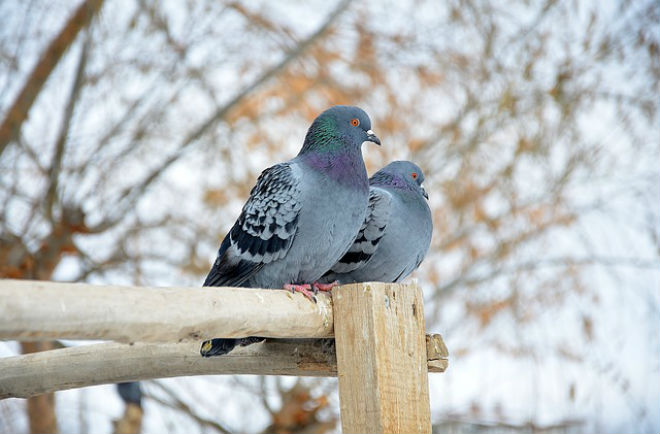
[
  {"left": 284, "top": 283, "right": 317, "bottom": 303},
  {"left": 312, "top": 281, "right": 338, "bottom": 293}
]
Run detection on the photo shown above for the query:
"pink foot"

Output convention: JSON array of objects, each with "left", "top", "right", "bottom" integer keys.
[
  {"left": 312, "top": 281, "right": 339, "bottom": 292},
  {"left": 284, "top": 283, "right": 317, "bottom": 303}
]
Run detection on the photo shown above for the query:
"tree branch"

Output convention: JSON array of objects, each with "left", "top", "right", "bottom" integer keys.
[
  {"left": 44, "top": 32, "right": 90, "bottom": 223},
  {"left": 0, "top": 0, "right": 104, "bottom": 156},
  {"left": 145, "top": 380, "right": 232, "bottom": 434},
  {"left": 91, "top": 0, "right": 350, "bottom": 233}
]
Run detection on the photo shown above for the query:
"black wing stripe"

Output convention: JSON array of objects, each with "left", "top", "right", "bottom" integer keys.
[
  {"left": 330, "top": 188, "right": 391, "bottom": 274},
  {"left": 203, "top": 163, "right": 301, "bottom": 287}
]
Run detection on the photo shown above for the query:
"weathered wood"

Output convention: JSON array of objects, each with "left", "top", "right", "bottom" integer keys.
[
  {"left": 426, "top": 333, "right": 449, "bottom": 359},
  {"left": 0, "top": 335, "right": 447, "bottom": 399},
  {"left": 333, "top": 282, "right": 432, "bottom": 434},
  {"left": 0, "top": 279, "right": 448, "bottom": 405},
  {"left": 0, "top": 279, "right": 333, "bottom": 342},
  {"left": 426, "top": 333, "right": 450, "bottom": 372},
  {"left": 0, "top": 339, "right": 336, "bottom": 399}
]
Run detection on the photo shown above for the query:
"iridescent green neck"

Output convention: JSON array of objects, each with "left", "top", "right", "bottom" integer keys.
[
  {"left": 299, "top": 116, "right": 344, "bottom": 155},
  {"left": 297, "top": 115, "right": 368, "bottom": 190}
]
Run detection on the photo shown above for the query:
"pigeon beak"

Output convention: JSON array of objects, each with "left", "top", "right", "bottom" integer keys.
[
  {"left": 421, "top": 186, "right": 429, "bottom": 200},
  {"left": 365, "top": 130, "right": 381, "bottom": 146}
]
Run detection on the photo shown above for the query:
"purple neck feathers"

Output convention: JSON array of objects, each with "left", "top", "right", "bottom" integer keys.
[
  {"left": 299, "top": 148, "right": 368, "bottom": 191},
  {"left": 371, "top": 173, "right": 416, "bottom": 193}
]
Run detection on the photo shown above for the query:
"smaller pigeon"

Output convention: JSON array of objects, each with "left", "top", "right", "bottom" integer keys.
[{"left": 321, "top": 161, "right": 432, "bottom": 284}]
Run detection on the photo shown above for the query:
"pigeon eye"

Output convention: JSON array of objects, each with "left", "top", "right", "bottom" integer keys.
[
  {"left": 350, "top": 118, "right": 360, "bottom": 127},
  {"left": 411, "top": 172, "right": 418, "bottom": 179}
]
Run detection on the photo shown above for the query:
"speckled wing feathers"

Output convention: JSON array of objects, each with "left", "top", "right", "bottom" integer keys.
[
  {"left": 231, "top": 163, "right": 301, "bottom": 262},
  {"left": 204, "top": 163, "right": 301, "bottom": 287}
]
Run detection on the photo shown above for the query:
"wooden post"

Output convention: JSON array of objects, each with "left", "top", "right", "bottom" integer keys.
[{"left": 333, "top": 282, "right": 432, "bottom": 434}]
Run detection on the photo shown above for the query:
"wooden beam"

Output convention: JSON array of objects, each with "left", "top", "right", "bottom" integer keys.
[
  {"left": 333, "top": 282, "right": 432, "bottom": 434},
  {"left": 0, "top": 339, "right": 333, "bottom": 399},
  {"left": 0, "top": 279, "right": 333, "bottom": 342},
  {"left": 0, "top": 336, "right": 447, "bottom": 399}
]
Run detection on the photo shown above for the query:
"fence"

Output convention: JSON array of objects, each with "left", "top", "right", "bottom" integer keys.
[{"left": 0, "top": 279, "right": 448, "bottom": 433}]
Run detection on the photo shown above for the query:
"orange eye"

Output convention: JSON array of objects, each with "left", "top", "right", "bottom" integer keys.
[
  {"left": 351, "top": 118, "right": 360, "bottom": 127},
  {"left": 411, "top": 172, "right": 418, "bottom": 179}
]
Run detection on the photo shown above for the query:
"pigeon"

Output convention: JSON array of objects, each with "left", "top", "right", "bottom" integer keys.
[
  {"left": 116, "top": 382, "right": 142, "bottom": 407},
  {"left": 201, "top": 106, "right": 381, "bottom": 356},
  {"left": 321, "top": 160, "right": 432, "bottom": 284}
]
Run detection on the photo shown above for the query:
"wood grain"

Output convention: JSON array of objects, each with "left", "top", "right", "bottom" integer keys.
[
  {"left": 333, "top": 282, "right": 432, "bottom": 434},
  {"left": 0, "top": 279, "right": 333, "bottom": 342},
  {"left": 0, "top": 335, "right": 447, "bottom": 399},
  {"left": 0, "top": 339, "right": 336, "bottom": 399},
  {"left": 0, "top": 279, "right": 448, "bottom": 401}
]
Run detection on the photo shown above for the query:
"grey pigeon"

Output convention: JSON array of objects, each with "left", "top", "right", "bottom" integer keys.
[
  {"left": 116, "top": 382, "right": 142, "bottom": 407},
  {"left": 201, "top": 106, "right": 380, "bottom": 356},
  {"left": 321, "top": 160, "right": 432, "bottom": 284}
]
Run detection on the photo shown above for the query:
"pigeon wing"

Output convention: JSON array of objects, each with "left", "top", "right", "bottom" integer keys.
[
  {"left": 329, "top": 187, "right": 391, "bottom": 274},
  {"left": 204, "top": 163, "right": 302, "bottom": 287}
]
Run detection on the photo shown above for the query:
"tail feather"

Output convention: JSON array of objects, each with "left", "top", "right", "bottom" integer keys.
[{"left": 200, "top": 337, "right": 265, "bottom": 357}]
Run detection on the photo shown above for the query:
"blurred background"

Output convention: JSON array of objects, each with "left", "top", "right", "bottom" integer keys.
[{"left": 0, "top": 0, "right": 658, "bottom": 433}]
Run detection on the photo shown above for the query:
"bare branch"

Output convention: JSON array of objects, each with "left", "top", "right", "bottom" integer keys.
[
  {"left": 0, "top": 0, "right": 104, "bottom": 156},
  {"left": 44, "top": 32, "right": 89, "bottom": 223},
  {"left": 437, "top": 255, "right": 660, "bottom": 299},
  {"left": 145, "top": 380, "right": 232, "bottom": 434},
  {"left": 91, "top": 0, "right": 350, "bottom": 232}
]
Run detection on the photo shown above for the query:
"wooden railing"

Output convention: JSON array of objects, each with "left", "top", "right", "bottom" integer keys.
[{"left": 0, "top": 279, "right": 448, "bottom": 433}]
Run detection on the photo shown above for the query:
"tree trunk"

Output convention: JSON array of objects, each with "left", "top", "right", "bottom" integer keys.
[
  {"left": 21, "top": 342, "right": 58, "bottom": 434},
  {"left": 113, "top": 404, "right": 142, "bottom": 434}
]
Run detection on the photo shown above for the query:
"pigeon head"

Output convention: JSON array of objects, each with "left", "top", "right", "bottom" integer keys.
[
  {"left": 370, "top": 160, "right": 429, "bottom": 200},
  {"left": 300, "top": 105, "right": 381, "bottom": 155}
]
